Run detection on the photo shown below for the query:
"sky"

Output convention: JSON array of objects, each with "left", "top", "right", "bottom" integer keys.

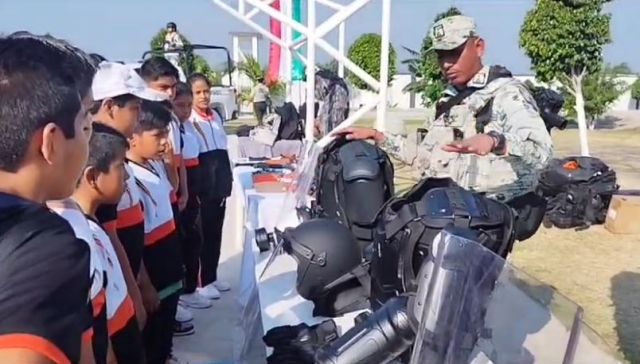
[{"left": 0, "top": 0, "right": 639, "bottom": 75}]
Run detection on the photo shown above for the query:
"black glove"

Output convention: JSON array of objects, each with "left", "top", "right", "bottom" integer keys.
[
  {"left": 263, "top": 320, "right": 339, "bottom": 351},
  {"left": 267, "top": 345, "right": 314, "bottom": 364},
  {"left": 263, "top": 323, "right": 309, "bottom": 347}
]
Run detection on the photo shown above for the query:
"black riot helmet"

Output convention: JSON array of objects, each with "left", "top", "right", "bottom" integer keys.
[
  {"left": 282, "top": 218, "right": 364, "bottom": 300},
  {"left": 166, "top": 22, "right": 177, "bottom": 31}
]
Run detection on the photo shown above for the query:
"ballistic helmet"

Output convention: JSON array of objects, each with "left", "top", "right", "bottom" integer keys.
[{"left": 282, "top": 218, "right": 364, "bottom": 300}]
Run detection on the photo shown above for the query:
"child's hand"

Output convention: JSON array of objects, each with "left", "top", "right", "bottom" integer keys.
[
  {"left": 140, "top": 284, "right": 160, "bottom": 314},
  {"left": 162, "top": 142, "right": 175, "bottom": 165}
]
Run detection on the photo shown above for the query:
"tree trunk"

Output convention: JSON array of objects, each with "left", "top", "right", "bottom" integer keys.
[{"left": 573, "top": 76, "right": 590, "bottom": 156}]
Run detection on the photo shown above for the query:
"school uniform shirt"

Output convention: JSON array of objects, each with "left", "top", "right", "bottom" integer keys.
[
  {"left": 96, "top": 162, "right": 145, "bottom": 277},
  {"left": 167, "top": 115, "right": 183, "bottom": 205},
  {"left": 86, "top": 218, "right": 143, "bottom": 363},
  {"left": 128, "top": 159, "right": 183, "bottom": 297},
  {"left": 49, "top": 200, "right": 108, "bottom": 364},
  {"left": 189, "top": 108, "right": 233, "bottom": 200},
  {"left": 0, "top": 194, "right": 91, "bottom": 364},
  {"left": 182, "top": 121, "right": 201, "bottom": 197}
]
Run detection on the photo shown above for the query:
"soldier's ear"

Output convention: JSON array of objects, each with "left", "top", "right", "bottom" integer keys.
[{"left": 472, "top": 38, "right": 485, "bottom": 58}]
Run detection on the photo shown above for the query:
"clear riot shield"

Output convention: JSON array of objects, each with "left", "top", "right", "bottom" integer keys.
[
  {"left": 259, "top": 141, "right": 323, "bottom": 278},
  {"left": 410, "top": 229, "right": 621, "bottom": 364}
]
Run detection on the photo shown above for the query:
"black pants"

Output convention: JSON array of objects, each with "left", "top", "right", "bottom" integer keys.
[
  {"left": 199, "top": 198, "right": 226, "bottom": 286},
  {"left": 180, "top": 196, "right": 202, "bottom": 293},
  {"left": 254, "top": 101, "right": 268, "bottom": 125},
  {"left": 143, "top": 292, "right": 179, "bottom": 364}
]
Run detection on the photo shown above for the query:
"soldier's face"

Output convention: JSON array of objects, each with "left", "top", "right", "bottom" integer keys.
[{"left": 437, "top": 38, "right": 485, "bottom": 86}]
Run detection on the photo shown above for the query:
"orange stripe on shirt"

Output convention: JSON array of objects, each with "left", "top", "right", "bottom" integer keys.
[
  {"left": 116, "top": 203, "right": 144, "bottom": 229},
  {"left": 0, "top": 333, "right": 71, "bottom": 364},
  {"left": 82, "top": 328, "right": 93, "bottom": 342},
  {"left": 107, "top": 296, "right": 135, "bottom": 335},
  {"left": 102, "top": 220, "right": 117, "bottom": 232},
  {"left": 184, "top": 158, "right": 199, "bottom": 167},
  {"left": 91, "top": 289, "right": 106, "bottom": 318},
  {"left": 144, "top": 219, "right": 176, "bottom": 246}
]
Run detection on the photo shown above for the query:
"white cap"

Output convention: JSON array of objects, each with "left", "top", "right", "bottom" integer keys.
[{"left": 92, "top": 61, "right": 168, "bottom": 101}]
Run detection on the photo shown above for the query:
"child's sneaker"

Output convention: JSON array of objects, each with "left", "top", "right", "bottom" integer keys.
[
  {"left": 173, "top": 320, "right": 195, "bottom": 337},
  {"left": 175, "top": 303, "right": 193, "bottom": 323},
  {"left": 180, "top": 292, "right": 212, "bottom": 309}
]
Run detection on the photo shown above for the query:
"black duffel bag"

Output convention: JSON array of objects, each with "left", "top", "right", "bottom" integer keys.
[
  {"left": 539, "top": 156, "right": 619, "bottom": 229},
  {"left": 369, "top": 178, "right": 517, "bottom": 309}
]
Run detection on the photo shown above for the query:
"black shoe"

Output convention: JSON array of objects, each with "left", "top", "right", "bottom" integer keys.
[{"left": 173, "top": 320, "right": 195, "bottom": 337}]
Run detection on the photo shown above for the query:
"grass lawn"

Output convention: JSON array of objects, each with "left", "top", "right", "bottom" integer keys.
[{"left": 227, "top": 117, "right": 640, "bottom": 363}]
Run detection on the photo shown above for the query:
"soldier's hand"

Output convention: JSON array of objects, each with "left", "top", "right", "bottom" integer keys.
[
  {"left": 332, "top": 127, "right": 383, "bottom": 142},
  {"left": 441, "top": 134, "right": 495, "bottom": 156}
]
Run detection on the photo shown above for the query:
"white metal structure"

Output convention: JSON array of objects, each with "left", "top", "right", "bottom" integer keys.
[{"left": 211, "top": 0, "right": 392, "bottom": 144}]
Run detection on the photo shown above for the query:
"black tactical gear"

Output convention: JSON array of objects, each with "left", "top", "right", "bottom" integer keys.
[{"left": 370, "top": 178, "right": 516, "bottom": 309}]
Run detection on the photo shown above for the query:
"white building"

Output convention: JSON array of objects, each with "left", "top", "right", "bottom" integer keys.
[{"left": 286, "top": 73, "right": 639, "bottom": 112}]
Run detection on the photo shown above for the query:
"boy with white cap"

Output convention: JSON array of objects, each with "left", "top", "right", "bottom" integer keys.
[{"left": 90, "top": 62, "right": 169, "bottom": 349}]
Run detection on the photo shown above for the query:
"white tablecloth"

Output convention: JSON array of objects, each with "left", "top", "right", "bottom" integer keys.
[{"left": 233, "top": 166, "right": 363, "bottom": 360}]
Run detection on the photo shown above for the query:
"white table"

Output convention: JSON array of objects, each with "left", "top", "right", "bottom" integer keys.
[{"left": 233, "top": 166, "right": 364, "bottom": 360}]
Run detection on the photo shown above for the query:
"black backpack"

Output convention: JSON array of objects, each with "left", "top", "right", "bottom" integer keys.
[
  {"left": 370, "top": 178, "right": 516, "bottom": 309},
  {"left": 538, "top": 156, "right": 619, "bottom": 229},
  {"left": 311, "top": 139, "right": 395, "bottom": 248},
  {"left": 275, "top": 102, "right": 304, "bottom": 141}
]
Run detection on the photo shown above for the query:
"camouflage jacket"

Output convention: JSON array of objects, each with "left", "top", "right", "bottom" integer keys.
[{"left": 381, "top": 66, "right": 554, "bottom": 202}]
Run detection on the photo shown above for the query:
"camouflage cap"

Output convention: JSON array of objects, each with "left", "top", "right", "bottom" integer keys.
[{"left": 428, "top": 15, "right": 478, "bottom": 51}]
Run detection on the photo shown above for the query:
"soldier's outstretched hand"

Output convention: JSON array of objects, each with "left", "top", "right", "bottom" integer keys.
[
  {"left": 441, "top": 134, "right": 495, "bottom": 156},
  {"left": 332, "top": 127, "right": 383, "bottom": 142}
]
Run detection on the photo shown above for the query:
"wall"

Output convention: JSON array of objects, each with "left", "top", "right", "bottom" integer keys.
[{"left": 287, "top": 73, "right": 639, "bottom": 112}]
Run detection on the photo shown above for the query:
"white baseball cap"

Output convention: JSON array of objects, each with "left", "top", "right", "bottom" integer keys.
[{"left": 92, "top": 61, "right": 168, "bottom": 101}]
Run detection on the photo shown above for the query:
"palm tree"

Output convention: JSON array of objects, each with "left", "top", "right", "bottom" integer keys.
[{"left": 236, "top": 54, "right": 285, "bottom": 106}]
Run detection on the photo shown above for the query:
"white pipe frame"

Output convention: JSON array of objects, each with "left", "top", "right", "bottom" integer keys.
[{"left": 211, "top": 0, "right": 392, "bottom": 144}]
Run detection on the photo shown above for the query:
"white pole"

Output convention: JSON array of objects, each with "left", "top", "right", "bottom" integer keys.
[
  {"left": 282, "top": 0, "right": 293, "bottom": 102},
  {"left": 232, "top": 36, "right": 240, "bottom": 88},
  {"left": 304, "top": 0, "right": 317, "bottom": 141},
  {"left": 315, "top": 0, "right": 343, "bottom": 10},
  {"left": 338, "top": 22, "right": 345, "bottom": 78},
  {"left": 289, "top": 0, "right": 368, "bottom": 49},
  {"left": 214, "top": 0, "right": 299, "bottom": 60},
  {"left": 245, "top": 0, "right": 278, "bottom": 19},
  {"left": 238, "top": 0, "right": 245, "bottom": 14},
  {"left": 375, "top": 0, "right": 391, "bottom": 132},
  {"left": 251, "top": 37, "right": 258, "bottom": 60},
  {"left": 243, "top": 0, "right": 381, "bottom": 91}
]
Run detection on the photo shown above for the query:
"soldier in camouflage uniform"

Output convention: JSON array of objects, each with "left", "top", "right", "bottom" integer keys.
[
  {"left": 315, "top": 69, "right": 350, "bottom": 136},
  {"left": 337, "top": 15, "right": 554, "bottom": 203}
]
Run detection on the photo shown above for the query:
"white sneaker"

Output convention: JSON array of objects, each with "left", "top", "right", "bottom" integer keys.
[
  {"left": 180, "top": 292, "right": 212, "bottom": 309},
  {"left": 175, "top": 303, "right": 194, "bottom": 323},
  {"left": 213, "top": 280, "right": 231, "bottom": 292},
  {"left": 197, "top": 283, "right": 221, "bottom": 299}
]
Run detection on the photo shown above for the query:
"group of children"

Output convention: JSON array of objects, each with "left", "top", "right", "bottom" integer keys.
[{"left": 0, "top": 33, "right": 232, "bottom": 364}]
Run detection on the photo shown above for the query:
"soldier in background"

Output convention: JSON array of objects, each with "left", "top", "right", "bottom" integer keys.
[
  {"left": 337, "top": 15, "right": 553, "bottom": 204},
  {"left": 314, "top": 69, "right": 350, "bottom": 136},
  {"left": 164, "top": 22, "right": 183, "bottom": 69}
]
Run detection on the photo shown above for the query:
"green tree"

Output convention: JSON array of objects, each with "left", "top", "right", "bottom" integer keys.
[
  {"left": 318, "top": 59, "right": 339, "bottom": 74},
  {"left": 560, "top": 64, "right": 626, "bottom": 129},
  {"left": 630, "top": 77, "right": 640, "bottom": 106},
  {"left": 519, "top": 0, "right": 612, "bottom": 156},
  {"left": 347, "top": 33, "right": 397, "bottom": 90},
  {"left": 149, "top": 28, "right": 218, "bottom": 82},
  {"left": 402, "top": 6, "right": 462, "bottom": 107}
]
